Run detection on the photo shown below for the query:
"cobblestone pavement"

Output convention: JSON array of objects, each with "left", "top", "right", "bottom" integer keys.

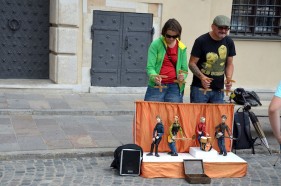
[
  {"left": 0, "top": 90, "right": 280, "bottom": 185},
  {"left": 0, "top": 154, "right": 281, "bottom": 186}
]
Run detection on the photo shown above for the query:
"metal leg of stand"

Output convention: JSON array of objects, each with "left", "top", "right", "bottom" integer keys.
[
  {"left": 273, "top": 151, "right": 280, "bottom": 167},
  {"left": 273, "top": 156, "right": 280, "bottom": 166}
]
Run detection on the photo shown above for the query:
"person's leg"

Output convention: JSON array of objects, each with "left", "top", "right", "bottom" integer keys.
[
  {"left": 190, "top": 86, "right": 209, "bottom": 103},
  {"left": 155, "top": 138, "right": 161, "bottom": 157},
  {"left": 209, "top": 90, "right": 224, "bottom": 103},
  {"left": 198, "top": 135, "right": 201, "bottom": 148},
  {"left": 218, "top": 138, "right": 223, "bottom": 154},
  {"left": 170, "top": 142, "right": 178, "bottom": 156},
  {"left": 221, "top": 138, "right": 227, "bottom": 156},
  {"left": 164, "top": 84, "right": 183, "bottom": 103},
  {"left": 169, "top": 142, "right": 177, "bottom": 154},
  {"left": 168, "top": 143, "right": 173, "bottom": 154},
  {"left": 144, "top": 86, "right": 166, "bottom": 102},
  {"left": 268, "top": 96, "right": 281, "bottom": 144},
  {"left": 147, "top": 142, "right": 154, "bottom": 155}
]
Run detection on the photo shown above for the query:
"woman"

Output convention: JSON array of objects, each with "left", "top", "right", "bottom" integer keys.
[{"left": 144, "top": 18, "right": 188, "bottom": 103}]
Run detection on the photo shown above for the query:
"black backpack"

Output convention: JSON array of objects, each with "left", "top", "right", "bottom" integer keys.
[
  {"left": 110, "top": 144, "right": 143, "bottom": 171},
  {"left": 232, "top": 107, "right": 271, "bottom": 154},
  {"left": 232, "top": 108, "right": 257, "bottom": 154},
  {"left": 230, "top": 88, "right": 262, "bottom": 106}
]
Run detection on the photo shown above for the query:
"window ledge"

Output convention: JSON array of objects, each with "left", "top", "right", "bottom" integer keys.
[{"left": 230, "top": 35, "right": 281, "bottom": 41}]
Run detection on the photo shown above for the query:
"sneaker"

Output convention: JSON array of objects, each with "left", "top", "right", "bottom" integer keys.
[
  {"left": 147, "top": 153, "right": 153, "bottom": 156},
  {"left": 167, "top": 151, "right": 172, "bottom": 155},
  {"left": 155, "top": 153, "right": 160, "bottom": 157},
  {"left": 219, "top": 152, "right": 223, "bottom": 155},
  {"left": 171, "top": 153, "right": 178, "bottom": 156},
  {"left": 223, "top": 153, "right": 227, "bottom": 156}
]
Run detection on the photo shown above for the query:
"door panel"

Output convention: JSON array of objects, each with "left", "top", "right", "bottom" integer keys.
[
  {"left": 122, "top": 13, "right": 153, "bottom": 86},
  {"left": 91, "top": 10, "right": 153, "bottom": 87},
  {"left": 0, "top": 0, "right": 50, "bottom": 79},
  {"left": 91, "top": 11, "right": 122, "bottom": 86}
]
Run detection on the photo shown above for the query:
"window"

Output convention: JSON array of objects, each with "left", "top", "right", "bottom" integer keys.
[{"left": 230, "top": 0, "right": 281, "bottom": 39}]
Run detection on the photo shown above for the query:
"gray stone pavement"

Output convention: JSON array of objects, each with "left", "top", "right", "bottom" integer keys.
[
  {"left": 0, "top": 154, "right": 281, "bottom": 185},
  {"left": 0, "top": 89, "right": 281, "bottom": 185},
  {"left": 0, "top": 90, "right": 277, "bottom": 156}
]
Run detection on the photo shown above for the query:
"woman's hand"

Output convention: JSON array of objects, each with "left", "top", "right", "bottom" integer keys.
[
  {"left": 154, "top": 76, "right": 162, "bottom": 85},
  {"left": 177, "top": 73, "right": 184, "bottom": 81}
]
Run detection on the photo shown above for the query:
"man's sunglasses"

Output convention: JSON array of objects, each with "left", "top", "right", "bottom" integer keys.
[
  {"left": 165, "top": 34, "right": 178, "bottom": 39},
  {"left": 216, "top": 25, "right": 230, "bottom": 31}
]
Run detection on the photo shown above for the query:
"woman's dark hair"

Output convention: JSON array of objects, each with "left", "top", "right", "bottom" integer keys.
[{"left": 161, "top": 18, "right": 182, "bottom": 40}]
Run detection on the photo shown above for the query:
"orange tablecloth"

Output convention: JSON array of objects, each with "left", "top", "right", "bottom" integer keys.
[
  {"left": 134, "top": 101, "right": 235, "bottom": 153},
  {"left": 141, "top": 161, "right": 247, "bottom": 178}
]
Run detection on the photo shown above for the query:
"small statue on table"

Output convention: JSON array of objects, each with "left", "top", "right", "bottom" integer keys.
[
  {"left": 215, "top": 115, "right": 232, "bottom": 156},
  {"left": 147, "top": 115, "right": 164, "bottom": 157},
  {"left": 167, "top": 115, "right": 185, "bottom": 156},
  {"left": 196, "top": 117, "right": 211, "bottom": 151}
]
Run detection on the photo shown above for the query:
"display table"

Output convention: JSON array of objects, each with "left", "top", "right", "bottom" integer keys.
[
  {"left": 134, "top": 101, "right": 247, "bottom": 178},
  {"left": 141, "top": 151, "right": 247, "bottom": 178}
]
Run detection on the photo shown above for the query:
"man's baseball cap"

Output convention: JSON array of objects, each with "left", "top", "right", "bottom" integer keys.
[{"left": 213, "top": 15, "right": 230, "bottom": 27}]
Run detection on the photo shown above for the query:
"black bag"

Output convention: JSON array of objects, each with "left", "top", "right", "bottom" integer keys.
[
  {"left": 110, "top": 144, "right": 143, "bottom": 171},
  {"left": 232, "top": 108, "right": 257, "bottom": 154},
  {"left": 230, "top": 88, "right": 262, "bottom": 106}
]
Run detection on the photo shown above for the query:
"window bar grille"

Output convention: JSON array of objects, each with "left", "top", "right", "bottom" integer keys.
[
  {"left": 231, "top": 0, "right": 281, "bottom": 38},
  {"left": 247, "top": 1, "right": 250, "bottom": 36}
]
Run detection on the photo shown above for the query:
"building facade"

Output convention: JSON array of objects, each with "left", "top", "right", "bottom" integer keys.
[{"left": 1, "top": 0, "right": 280, "bottom": 93}]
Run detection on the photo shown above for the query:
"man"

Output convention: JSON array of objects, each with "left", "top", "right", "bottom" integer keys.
[
  {"left": 189, "top": 15, "right": 236, "bottom": 103},
  {"left": 167, "top": 115, "right": 185, "bottom": 156},
  {"left": 268, "top": 81, "right": 281, "bottom": 151},
  {"left": 215, "top": 115, "right": 232, "bottom": 156}
]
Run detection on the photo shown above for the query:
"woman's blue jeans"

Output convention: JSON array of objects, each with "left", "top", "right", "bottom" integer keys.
[{"left": 144, "top": 83, "right": 183, "bottom": 103}]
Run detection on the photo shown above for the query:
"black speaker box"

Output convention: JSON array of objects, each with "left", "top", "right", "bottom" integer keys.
[{"left": 120, "top": 149, "right": 142, "bottom": 176}]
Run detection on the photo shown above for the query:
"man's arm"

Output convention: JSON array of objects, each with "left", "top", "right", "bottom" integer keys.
[
  {"left": 179, "top": 126, "right": 185, "bottom": 138},
  {"left": 188, "top": 56, "right": 202, "bottom": 79},
  {"left": 189, "top": 55, "right": 212, "bottom": 89},
  {"left": 268, "top": 96, "right": 281, "bottom": 144},
  {"left": 195, "top": 123, "right": 200, "bottom": 134},
  {"left": 215, "top": 124, "right": 220, "bottom": 133},
  {"left": 225, "top": 56, "right": 234, "bottom": 90},
  {"left": 226, "top": 125, "right": 232, "bottom": 137},
  {"left": 153, "top": 126, "right": 157, "bottom": 137},
  {"left": 169, "top": 124, "right": 173, "bottom": 137}
]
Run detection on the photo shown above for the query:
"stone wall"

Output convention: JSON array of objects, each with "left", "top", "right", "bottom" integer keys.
[{"left": 49, "top": 0, "right": 80, "bottom": 84}]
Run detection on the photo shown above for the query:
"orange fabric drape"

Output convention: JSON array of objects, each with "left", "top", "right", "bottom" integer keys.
[
  {"left": 141, "top": 162, "right": 247, "bottom": 178},
  {"left": 204, "top": 162, "right": 247, "bottom": 178},
  {"left": 134, "top": 101, "right": 235, "bottom": 153},
  {"left": 141, "top": 162, "right": 185, "bottom": 178}
]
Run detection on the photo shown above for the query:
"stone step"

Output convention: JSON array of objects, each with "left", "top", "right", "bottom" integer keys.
[{"left": 0, "top": 109, "right": 134, "bottom": 116}]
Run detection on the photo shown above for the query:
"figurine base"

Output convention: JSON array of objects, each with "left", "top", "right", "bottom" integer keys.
[
  {"left": 189, "top": 147, "right": 218, "bottom": 159},
  {"left": 142, "top": 151, "right": 247, "bottom": 178}
]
